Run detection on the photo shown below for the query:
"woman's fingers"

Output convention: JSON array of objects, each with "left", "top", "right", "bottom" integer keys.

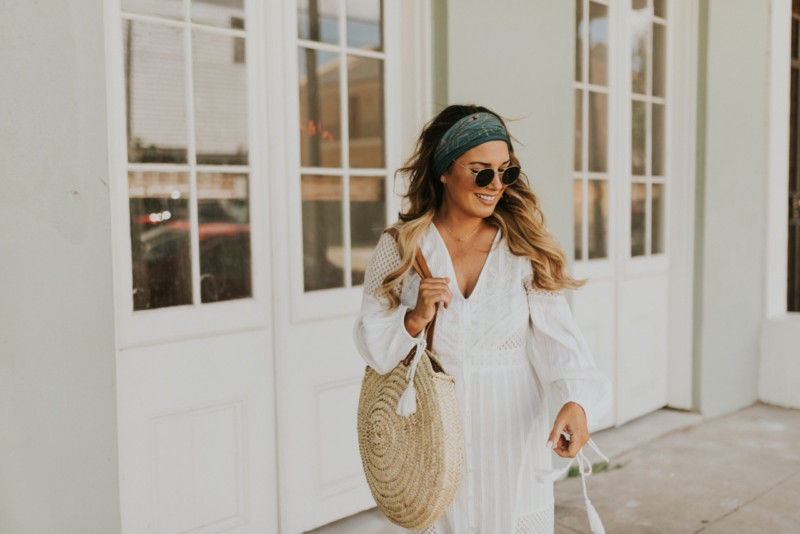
[{"left": 548, "top": 402, "right": 589, "bottom": 458}]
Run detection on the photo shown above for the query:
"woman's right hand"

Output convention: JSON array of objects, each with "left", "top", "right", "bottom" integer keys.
[{"left": 404, "top": 277, "right": 452, "bottom": 337}]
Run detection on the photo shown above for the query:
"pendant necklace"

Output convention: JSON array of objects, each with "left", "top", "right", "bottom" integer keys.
[{"left": 439, "top": 220, "right": 483, "bottom": 242}]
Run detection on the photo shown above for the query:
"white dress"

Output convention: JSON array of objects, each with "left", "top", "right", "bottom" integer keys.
[{"left": 353, "top": 224, "right": 612, "bottom": 534}]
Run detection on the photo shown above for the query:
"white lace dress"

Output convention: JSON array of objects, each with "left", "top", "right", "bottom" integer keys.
[{"left": 353, "top": 224, "right": 612, "bottom": 534}]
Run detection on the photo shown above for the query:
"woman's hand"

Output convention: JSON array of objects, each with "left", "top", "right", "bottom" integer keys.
[
  {"left": 404, "top": 278, "right": 452, "bottom": 337},
  {"left": 547, "top": 402, "right": 589, "bottom": 458}
]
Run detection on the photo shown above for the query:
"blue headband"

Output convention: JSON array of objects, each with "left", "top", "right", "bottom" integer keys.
[{"left": 432, "top": 112, "right": 511, "bottom": 178}]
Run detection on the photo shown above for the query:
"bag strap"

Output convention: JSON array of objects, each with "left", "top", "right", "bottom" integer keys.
[{"left": 385, "top": 227, "right": 438, "bottom": 361}]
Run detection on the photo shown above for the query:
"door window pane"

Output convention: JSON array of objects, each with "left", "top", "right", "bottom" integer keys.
[
  {"left": 197, "top": 173, "right": 251, "bottom": 303},
  {"left": 129, "top": 171, "right": 192, "bottom": 310},
  {"left": 124, "top": 20, "right": 187, "bottom": 164},
  {"left": 631, "top": 183, "right": 647, "bottom": 257},
  {"left": 298, "top": 0, "right": 340, "bottom": 44},
  {"left": 576, "top": 0, "right": 584, "bottom": 82},
  {"left": 575, "top": 89, "right": 583, "bottom": 171},
  {"left": 191, "top": 0, "right": 245, "bottom": 28},
  {"left": 193, "top": 30, "right": 249, "bottom": 165},
  {"left": 348, "top": 55, "right": 384, "bottom": 168},
  {"left": 574, "top": 179, "right": 583, "bottom": 261},
  {"left": 122, "top": 0, "right": 183, "bottom": 20},
  {"left": 653, "top": 23, "right": 666, "bottom": 98},
  {"left": 299, "top": 48, "right": 341, "bottom": 167},
  {"left": 347, "top": 0, "right": 382, "bottom": 51},
  {"left": 632, "top": 100, "right": 646, "bottom": 175},
  {"left": 654, "top": 0, "right": 667, "bottom": 19},
  {"left": 589, "top": 2, "right": 608, "bottom": 87},
  {"left": 652, "top": 103, "right": 665, "bottom": 176},
  {"left": 631, "top": 3, "right": 649, "bottom": 95},
  {"left": 588, "top": 179, "right": 609, "bottom": 259},
  {"left": 588, "top": 91, "right": 608, "bottom": 172},
  {"left": 350, "top": 176, "right": 385, "bottom": 285},
  {"left": 652, "top": 183, "right": 665, "bottom": 254},
  {"left": 302, "top": 175, "right": 344, "bottom": 290}
]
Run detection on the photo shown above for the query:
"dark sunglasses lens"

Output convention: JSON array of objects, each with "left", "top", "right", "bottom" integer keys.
[
  {"left": 475, "top": 169, "right": 495, "bottom": 187},
  {"left": 502, "top": 166, "right": 521, "bottom": 185}
]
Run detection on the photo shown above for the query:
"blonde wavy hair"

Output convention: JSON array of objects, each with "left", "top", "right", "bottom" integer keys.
[{"left": 377, "top": 105, "right": 584, "bottom": 307}]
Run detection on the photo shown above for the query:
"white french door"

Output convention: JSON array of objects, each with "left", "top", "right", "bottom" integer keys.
[
  {"left": 106, "top": 0, "right": 278, "bottom": 532},
  {"left": 572, "top": 0, "right": 695, "bottom": 427},
  {"left": 271, "top": 1, "right": 431, "bottom": 533}
]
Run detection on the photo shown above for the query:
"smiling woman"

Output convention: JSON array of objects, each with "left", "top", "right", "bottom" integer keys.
[{"left": 353, "top": 104, "right": 612, "bottom": 534}]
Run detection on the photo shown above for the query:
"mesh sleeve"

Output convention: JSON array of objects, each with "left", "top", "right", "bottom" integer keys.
[{"left": 363, "top": 231, "right": 404, "bottom": 298}]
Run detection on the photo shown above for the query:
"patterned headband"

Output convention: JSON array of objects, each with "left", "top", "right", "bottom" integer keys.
[{"left": 432, "top": 112, "right": 511, "bottom": 178}]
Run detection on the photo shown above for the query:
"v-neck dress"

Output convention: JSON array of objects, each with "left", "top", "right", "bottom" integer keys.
[{"left": 354, "top": 225, "right": 612, "bottom": 534}]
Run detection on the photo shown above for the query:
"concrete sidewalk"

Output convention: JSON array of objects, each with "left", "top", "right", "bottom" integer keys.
[{"left": 309, "top": 403, "right": 800, "bottom": 533}]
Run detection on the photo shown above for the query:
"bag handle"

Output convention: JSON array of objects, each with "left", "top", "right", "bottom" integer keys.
[{"left": 385, "top": 227, "right": 439, "bottom": 362}]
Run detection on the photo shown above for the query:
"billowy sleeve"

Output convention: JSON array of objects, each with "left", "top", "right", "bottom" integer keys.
[
  {"left": 353, "top": 232, "right": 424, "bottom": 375},
  {"left": 525, "top": 279, "right": 612, "bottom": 427}
]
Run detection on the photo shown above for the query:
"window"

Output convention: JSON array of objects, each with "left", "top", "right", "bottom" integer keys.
[
  {"left": 789, "top": 0, "right": 800, "bottom": 311},
  {"left": 574, "top": 0, "right": 610, "bottom": 262},
  {"left": 121, "top": 0, "right": 252, "bottom": 310},
  {"left": 297, "top": 0, "right": 387, "bottom": 291},
  {"left": 630, "top": 0, "right": 667, "bottom": 257}
]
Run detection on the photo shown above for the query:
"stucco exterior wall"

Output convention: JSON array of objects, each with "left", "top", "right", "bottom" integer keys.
[
  {"left": 0, "top": 1, "right": 121, "bottom": 532},
  {"left": 442, "top": 0, "right": 575, "bottom": 249},
  {"left": 694, "top": 0, "right": 769, "bottom": 417}
]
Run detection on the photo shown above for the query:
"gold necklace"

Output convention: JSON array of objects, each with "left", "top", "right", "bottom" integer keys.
[{"left": 438, "top": 220, "right": 483, "bottom": 242}]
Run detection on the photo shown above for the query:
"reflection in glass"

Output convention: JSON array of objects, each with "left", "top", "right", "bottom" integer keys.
[
  {"left": 631, "top": 3, "right": 649, "bottom": 95},
  {"left": 122, "top": 0, "right": 183, "bottom": 20},
  {"left": 197, "top": 173, "right": 251, "bottom": 303},
  {"left": 302, "top": 175, "right": 344, "bottom": 290},
  {"left": 653, "top": 23, "right": 666, "bottom": 98},
  {"left": 129, "top": 171, "right": 192, "bottom": 310},
  {"left": 575, "top": 89, "right": 583, "bottom": 172},
  {"left": 589, "top": 2, "right": 608, "bottom": 86},
  {"left": 652, "top": 183, "right": 665, "bottom": 254},
  {"left": 193, "top": 30, "right": 249, "bottom": 165},
  {"left": 298, "top": 0, "right": 340, "bottom": 44},
  {"left": 350, "top": 176, "right": 385, "bottom": 285},
  {"left": 191, "top": 0, "right": 245, "bottom": 28},
  {"left": 588, "top": 179, "right": 608, "bottom": 259},
  {"left": 654, "top": 0, "right": 667, "bottom": 19},
  {"left": 632, "top": 100, "right": 646, "bottom": 175},
  {"left": 588, "top": 91, "right": 607, "bottom": 172},
  {"left": 574, "top": 179, "right": 583, "bottom": 261},
  {"left": 347, "top": 0, "right": 382, "bottom": 50},
  {"left": 299, "top": 48, "right": 341, "bottom": 167},
  {"left": 652, "top": 103, "right": 665, "bottom": 176},
  {"left": 575, "top": 0, "right": 583, "bottom": 82},
  {"left": 631, "top": 183, "right": 647, "bottom": 257},
  {"left": 123, "top": 20, "right": 187, "bottom": 164},
  {"left": 348, "top": 56, "right": 384, "bottom": 168}
]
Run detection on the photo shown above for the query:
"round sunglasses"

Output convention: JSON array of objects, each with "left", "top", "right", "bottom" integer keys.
[{"left": 453, "top": 160, "right": 521, "bottom": 187}]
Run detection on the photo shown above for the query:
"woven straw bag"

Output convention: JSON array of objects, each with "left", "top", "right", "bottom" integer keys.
[{"left": 357, "top": 232, "right": 463, "bottom": 530}]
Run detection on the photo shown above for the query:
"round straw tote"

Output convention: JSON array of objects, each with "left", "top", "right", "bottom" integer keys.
[{"left": 357, "top": 234, "right": 463, "bottom": 530}]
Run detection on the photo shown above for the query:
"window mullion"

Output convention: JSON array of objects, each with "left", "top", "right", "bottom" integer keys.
[
  {"left": 184, "top": 2, "right": 201, "bottom": 306},
  {"left": 338, "top": 0, "right": 352, "bottom": 289}
]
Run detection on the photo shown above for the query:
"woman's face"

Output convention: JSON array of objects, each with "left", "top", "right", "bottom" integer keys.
[{"left": 440, "top": 140, "right": 511, "bottom": 220}]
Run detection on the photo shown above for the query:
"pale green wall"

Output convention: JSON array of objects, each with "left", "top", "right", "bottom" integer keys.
[
  {"left": 0, "top": 1, "right": 121, "bottom": 532},
  {"left": 694, "top": 0, "right": 769, "bottom": 417},
  {"left": 438, "top": 0, "right": 575, "bottom": 250}
]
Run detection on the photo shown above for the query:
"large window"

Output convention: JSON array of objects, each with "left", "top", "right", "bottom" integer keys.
[
  {"left": 574, "top": 0, "right": 610, "bottom": 262},
  {"left": 122, "top": 0, "right": 252, "bottom": 310},
  {"left": 789, "top": 0, "right": 800, "bottom": 311},
  {"left": 297, "top": 0, "right": 387, "bottom": 291}
]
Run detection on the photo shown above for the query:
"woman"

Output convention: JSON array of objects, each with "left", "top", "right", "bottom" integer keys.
[{"left": 354, "top": 104, "right": 612, "bottom": 533}]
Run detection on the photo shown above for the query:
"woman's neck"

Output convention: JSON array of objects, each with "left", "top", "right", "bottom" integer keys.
[{"left": 434, "top": 208, "right": 485, "bottom": 242}]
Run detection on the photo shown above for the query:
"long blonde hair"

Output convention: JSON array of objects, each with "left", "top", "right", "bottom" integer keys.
[{"left": 377, "top": 105, "right": 583, "bottom": 307}]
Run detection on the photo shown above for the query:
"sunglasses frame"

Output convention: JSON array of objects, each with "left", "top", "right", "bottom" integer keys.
[{"left": 452, "top": 160, "right": 521, "bottom": 188}]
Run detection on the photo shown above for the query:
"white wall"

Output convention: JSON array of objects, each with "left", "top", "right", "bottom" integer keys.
[
  {"left": 0, "top": 1, "right": 121, "bottom": 532},
  {"left": 694, "top": 0, "right": 770, "bottom": 417},
  {"left": 443, "top": 0, "right": 575, "bottom": 249}
]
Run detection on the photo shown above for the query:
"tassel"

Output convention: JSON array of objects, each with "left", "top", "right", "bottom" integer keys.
[
  {"left": 396, "top": 382, "right": 417, "bottom": 417},
  {"left": 585, "top": 499, "right": 605, "bottom": 534}
]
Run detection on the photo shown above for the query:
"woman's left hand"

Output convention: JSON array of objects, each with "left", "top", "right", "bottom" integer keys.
[{"left": 547, "top": 402, "right": 589, "bottom": 458}]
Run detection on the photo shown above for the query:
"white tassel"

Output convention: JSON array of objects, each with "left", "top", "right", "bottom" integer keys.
[
  {"left": 585, "top": 499, "right": 605, "bottom": 534},
  {"left": 396, "top": 382, "right": 417, "bottom": 416}
]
